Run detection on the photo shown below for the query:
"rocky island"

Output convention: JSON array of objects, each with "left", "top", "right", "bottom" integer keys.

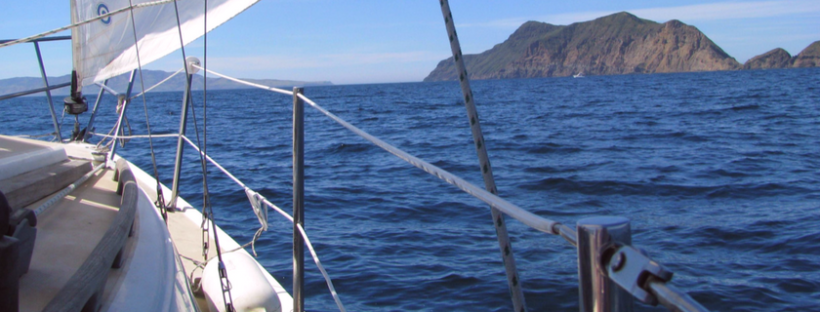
[
  {"left": 743, "top": 41, "right": 820, "bottom": 69},
  {"left": 424, "top": 12, "right": 818, "bottom": 81},
  {"left": 791, "top": 41, "right": 820, "bottom": 68},
  {"left": 743, "top": 48, "right": 793, "bottom": 70}
]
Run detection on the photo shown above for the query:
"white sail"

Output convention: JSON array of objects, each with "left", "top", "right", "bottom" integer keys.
[{"left": 71, "top": 0, "right": 258, "bottom": 91}]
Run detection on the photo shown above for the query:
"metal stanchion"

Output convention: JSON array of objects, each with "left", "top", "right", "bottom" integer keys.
[
  {"left": 169, "top": 72, "right": 193, "bottom": 208},
  {"left": 577, "top": 216, "right": 633, "bottom": 312},
  {"left": 292, "top": 87, "right": 306, "bottom": 312},
  {"left": 33, "top": 41, "right": 62, "bottom": 142}
]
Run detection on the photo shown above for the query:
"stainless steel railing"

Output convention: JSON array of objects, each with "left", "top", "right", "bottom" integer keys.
[
  {"left": 295, "top": 87, "right": 708, "bottom": 312},
  {"left": 2, "top": 51, "right": 711, "bottom": 310},
  {"left": 88, "top": 131, "right": 349, "bottom": 311},
  {"left": 187, "top": 62, "right": 710, "bottom": 312},
  {"left": 0, "top": 35, "right": 70, "bottom": 142}
]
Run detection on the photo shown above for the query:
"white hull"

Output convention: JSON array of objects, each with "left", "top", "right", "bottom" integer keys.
[{"left": 1, "top": 137, "right": 289, "bottom": 312}]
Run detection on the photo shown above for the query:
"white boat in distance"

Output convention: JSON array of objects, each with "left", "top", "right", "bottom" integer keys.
[
  {"left": 0, "top": 0, "right": 710, "bottom": 311},
  {"left": 573, "top": 71, "right": 585, "bottom": 78}
]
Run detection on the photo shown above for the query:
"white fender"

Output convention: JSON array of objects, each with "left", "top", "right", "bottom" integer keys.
[{"left": 201, "top": 252, "right": 281, "bottom": 312}]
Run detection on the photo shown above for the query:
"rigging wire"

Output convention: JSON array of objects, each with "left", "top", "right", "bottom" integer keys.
[
  {"left": 129, "top": 68, "right": 185, "bottom": 100},
  {"left": 80, "top": 131, "right": 348, "bottom": 312},
  {"left": 94, "top": 67, "right": 179, "bottom": 150},
  {"left": 0, "top": 0, "right": 174, "bottom": 49},
  {"left": 170, "top": 0, "right": 235, "bottom": 310},
  {"left": 202, "top": 0, "right": 211, "bottom": 262},
  {"left": 126, "top": 0, "right": 168, "bottom": 223}
]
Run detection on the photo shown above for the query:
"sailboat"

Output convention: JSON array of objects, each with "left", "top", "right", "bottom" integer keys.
[
  {"left": 0, "top": 0, "right": 289, "bottom": 311},
  {"left": 0, "top": 0, "right": 711, "bottom": 311}
]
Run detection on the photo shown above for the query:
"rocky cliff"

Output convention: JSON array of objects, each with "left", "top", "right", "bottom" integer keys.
[
  {"left": 742, "top": 48, "right": 792, "bottom": 70},
  {"left": 424, "top": 12, "right": 740, "bottom": 81},
  {"left": 792, "top": 41, "right": 820, "bottom": 68}
]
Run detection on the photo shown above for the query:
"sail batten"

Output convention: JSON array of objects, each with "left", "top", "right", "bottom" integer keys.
[{"left": 71, "top": 0, "right": 259, "bottom": 93}]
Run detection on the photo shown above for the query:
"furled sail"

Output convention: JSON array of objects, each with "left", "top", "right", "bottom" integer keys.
[{"left": 70, "top": 0, "right": 258, "bottom": 93}]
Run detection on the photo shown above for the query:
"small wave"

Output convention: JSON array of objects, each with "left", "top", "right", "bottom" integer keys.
[
  {"left": 430, "top": 159, "right": 474, "bottom": 173},
  {"left": 563, "top": 199, "right": 604, "bottom": 208},
  {"left": 730, "top": 104, "right": 761, "bottom": 111},
  {"left": 324, "top": 142, "right": 377, "bottom": 155},
  {"left": 523, "top": 161, "right": 611, "bottom": 174},
  {"left": 511, "top": 134, "right": 528, "bottom": 140},
  {"left": 634, "top": 120, "right": 658, "bottom": 126},
  {"left": 526, "top": 143, "right": 582, "bottom": 155},
  {"left": 763, "top": 113, "right": 794, "bottom": 120},
  {"left": 761, "top": 231, "right": 820, "bottom": 256},
  {"left": 704, "top": 182, "right": 804, "bottom": 199},
  {"left": 519, "top": 177, "right": 807, "bottom": 199},
  {"left": 706, "top": 169, "right": 749, "bottom": 178},
  {"left": 688, "top": 226, "right": 777, "bottom": 248},
  {"left": 751, "top": 277, "right": 820, "bottom": 294},
  {"left": 623, "top": 131, "right": 708, "bottom": 142},
  {"left": 690, "top": 109, "right": 723, "bottom": 116},
  {"left": 523, "top": 166, "right": 564, "bottom": 174},
  {"left": 430, "top": 273, "right": 483, "bottom": 290}
]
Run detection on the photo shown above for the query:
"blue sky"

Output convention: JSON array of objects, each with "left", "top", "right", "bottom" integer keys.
[{"left": 1, "top": 0, "right": 819, "bottom": 85}]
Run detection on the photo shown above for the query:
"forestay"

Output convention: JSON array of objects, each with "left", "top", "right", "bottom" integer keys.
[{"left": 70, "top": 0, "right": 258, "bottom": 92}]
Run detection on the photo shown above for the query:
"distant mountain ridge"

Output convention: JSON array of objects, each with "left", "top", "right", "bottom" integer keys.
[
  {"left": 425, "top": 12, "right": 818, "bottom": 81},
  {"left": 0, "top": 70, "right": 332, "bottom": 97}
]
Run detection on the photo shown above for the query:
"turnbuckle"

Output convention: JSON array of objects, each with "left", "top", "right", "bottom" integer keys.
[{"left": 201, "top": 211, "right": 210, "bottom": 259}]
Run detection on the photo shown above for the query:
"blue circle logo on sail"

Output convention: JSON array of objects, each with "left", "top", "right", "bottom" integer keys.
[{"left": 97, "top": 4, "right": 111, "bottom": 24}]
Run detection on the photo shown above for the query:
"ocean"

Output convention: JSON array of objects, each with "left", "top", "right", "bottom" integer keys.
[{"left": 3, "top": 68, "right": 819, "bottom": 311}]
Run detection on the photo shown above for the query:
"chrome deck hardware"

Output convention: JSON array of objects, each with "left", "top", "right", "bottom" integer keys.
[
  {"left": 607, "top": 245, "right": 673, "bottom": 306},
  {"left": 577, "top": 216, "right": 633, "bottom": 312}
]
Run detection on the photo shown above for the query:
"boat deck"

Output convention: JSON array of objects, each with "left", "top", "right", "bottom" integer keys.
[
  {"left": 135, "top": 182, "right": 229, "bottom": 312},
  {"left": 0, "top": 135, "right": 289, "bottom": 312},
  {"left": 18, "top": 169, "right": 120, "bottom": 312}
]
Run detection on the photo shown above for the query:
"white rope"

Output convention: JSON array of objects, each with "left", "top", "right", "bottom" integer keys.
[
  {"left": 180, "top": 135, "right": 247, "bottom": 188},
  {"left": 33, "top": 164, "right": 106, "bottom": 216},
  {"left": 96, "top": 120, "right": 349, "bottom": 311},
  {"left": 297, "top": 93, "right": 560, "bottom": 234},
  {"left": 137, "top": 66, "right": 562, "bottom": 235},
  {"left": 130, "top": 68, "right": 185, "bottom": 99},
  {"left": 151, "top": 69, "right": 563, "bottom": 235},
  {"left": 0, "top": 0, "right": 175, "bottom": 49},
  {"left": 190, "top": 64, "right": 292, "bottom": 96},
  {"left": 95, "top": 82, "right": 120, "bottom": 96},
  {"left": 261, "top": 198, "right": 293, "bottom": 223}
]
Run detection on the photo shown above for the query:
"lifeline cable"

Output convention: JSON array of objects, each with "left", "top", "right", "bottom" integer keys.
[
  {"left": 129, "top": 68, "right": 185, "bottom": 100},
  {"left": 0, "top": 0, "right": 175, "bottom": 49},
  {"left": 127, "top": 0, "right": 169, "bottom": 223}
]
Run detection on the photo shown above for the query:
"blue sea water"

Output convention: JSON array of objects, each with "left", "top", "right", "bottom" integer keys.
[{"left": 2, "top": 68, "right": 819, "bottom": 311}]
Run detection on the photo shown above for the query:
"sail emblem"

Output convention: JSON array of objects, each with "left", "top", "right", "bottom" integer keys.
[
  {"left": 96, "top": 3, "right": 110, "bottom": 24},
  {"left": 73, "top": 0, "right": 261, "bottom": 87}
]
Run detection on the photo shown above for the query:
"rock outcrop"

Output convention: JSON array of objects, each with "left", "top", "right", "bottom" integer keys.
[
  {"left": 424, "top": 12, "right": 740, "bottom": 81},
  {"left": 791, "top": 41, "right": 820, "bottom": 68},
  {"left": 742, "top": 48, "right": 792, "bottom": 70}
]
